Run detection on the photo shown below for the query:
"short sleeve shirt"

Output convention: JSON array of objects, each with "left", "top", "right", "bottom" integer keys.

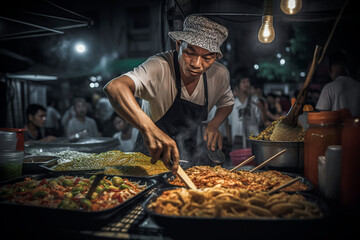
[{"left": 121, "top": 50, "right": 234, "bottom": 122}]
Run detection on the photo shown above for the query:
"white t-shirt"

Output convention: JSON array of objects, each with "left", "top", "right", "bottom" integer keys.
[
  {"left": 113, "top": 127, "right": 139, "bottom": 152},
  {"left": 66, "top": 117, "right": 99, "bottom": 137},
  {"left": 122, "top": 50, "right": 234, "bottom": 122},
  {"left": 228, "top": 96, "right": 261, "bottom": 143},
  {"left": 316, "top": 76, "right": 360, "bottom": 116}
]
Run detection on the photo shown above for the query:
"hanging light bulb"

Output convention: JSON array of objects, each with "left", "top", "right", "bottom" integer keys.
[
  {"left": 258, "top": 15, "right": 275, "bottom": 43},
  {"left": 258, "top": 0, "right": 275, "bottom": 44},
  {"left": 280, "top": 0, "right": 302, "bottom": 15}
]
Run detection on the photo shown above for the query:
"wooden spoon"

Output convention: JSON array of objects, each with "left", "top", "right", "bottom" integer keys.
[
  {"left": 270, "top": 45, "right": 322, "bottom": 141},
  {"left": 270, "top": 0, "right": 349, "bottom": 141}
]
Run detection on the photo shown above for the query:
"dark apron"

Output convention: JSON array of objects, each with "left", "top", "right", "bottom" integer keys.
[{"left": 134, "top": 51, "right": 208, "bottom": 164}]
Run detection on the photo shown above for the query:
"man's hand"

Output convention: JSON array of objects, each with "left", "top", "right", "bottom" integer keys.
[
  {"left": 203, "top": 123, "right": 223, "bottom": 151},
  {"left": 141, "top": 126, "right": 179, "bottom": 175}
]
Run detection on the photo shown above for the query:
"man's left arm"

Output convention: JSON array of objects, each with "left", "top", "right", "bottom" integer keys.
[{"left": 204, "top": 105, "right": 233, "bottom": 151}]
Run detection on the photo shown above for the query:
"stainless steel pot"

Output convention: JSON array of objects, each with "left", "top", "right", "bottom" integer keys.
[{"left": 249, "top": 139, "right": 304, "bottom": 173}]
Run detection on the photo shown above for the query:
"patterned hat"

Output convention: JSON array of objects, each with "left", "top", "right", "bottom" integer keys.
[{"left": 168, "top": 15, "right": 228, "bottom": 59}]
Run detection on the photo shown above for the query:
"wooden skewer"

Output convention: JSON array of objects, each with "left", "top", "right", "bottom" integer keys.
[
  {"left": 249, "top": 149, "right": 287, "bottom": 173},
  {"left": 267, "top": 176, "right": 302, "bottom": 194},
  {"left": 230, "top": 155, "right": 255, "bottom": 172}
]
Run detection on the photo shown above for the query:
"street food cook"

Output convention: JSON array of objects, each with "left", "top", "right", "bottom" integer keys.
[{"left": 104, "top": 15, "right": 234, "bottom": 173}]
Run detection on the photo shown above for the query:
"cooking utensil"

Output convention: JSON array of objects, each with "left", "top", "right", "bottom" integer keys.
[
  {"left": 249, "top": 138, "right": 303, "bottom": 172},
  {"left": 85, "top": 173, "right": 104, "bottom": 200},
  {"left": 270, "top": 45, "right": 322, "bottom": 141},
  {"left": 267, "top": 176, "right": 302, "bottom": 194},
  {"left": 177, "top": 165, "right": 197, "bottom": 189},
  {"left": 230, "top": 155, "right": 255, "bottom": 172},
  {"left": 207, "top": 148, "right": 225, "bottom": 164},
  {"left": 270, "top": 0, "right": 348, "bottom": 141},
  {"left": 169, "top": 159, "right": 197, "bottom": 189},
  {"left": 249, "top": 149, "right": 287, "bottom": 172}
]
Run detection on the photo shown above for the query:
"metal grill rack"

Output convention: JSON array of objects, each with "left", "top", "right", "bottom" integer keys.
[{"left": 75, "top": 188, "right": 172, "bottom": 239}]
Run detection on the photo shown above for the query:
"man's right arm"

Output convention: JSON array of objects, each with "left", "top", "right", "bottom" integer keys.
[{"left": 103, "top": 76, "right": 179, "bottom": 174}]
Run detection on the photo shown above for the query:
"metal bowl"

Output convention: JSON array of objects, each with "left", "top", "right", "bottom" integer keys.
[{"left": 249, "top": 138, "right": 304, "bottom": 173}]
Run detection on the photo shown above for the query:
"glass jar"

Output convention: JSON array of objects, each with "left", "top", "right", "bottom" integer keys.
[
  {"left": 340, "top": 117, "right": 360, "bottom": 210},
  {"left": 304, "top": 111, "right": 342, "bottom": 188}
]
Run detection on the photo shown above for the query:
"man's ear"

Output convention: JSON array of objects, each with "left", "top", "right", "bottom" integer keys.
[{"left": 176, "top": 40, "right": 181, "bottom": 52}]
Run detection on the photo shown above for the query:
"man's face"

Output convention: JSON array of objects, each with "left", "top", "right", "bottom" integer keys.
[
  {"left": 29, "top": 110, "right": 46, "bottom": 127},
  {"left": 176, "top": 41, "right": 217, "bottom": 81},
  {"left": 74, "top": 101, "right": 87, "bottom": 117}
]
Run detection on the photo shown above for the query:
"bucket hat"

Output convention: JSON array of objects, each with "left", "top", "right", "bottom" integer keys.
[{"left": 168, "top": 15, "right": 228, "bottom": 59}]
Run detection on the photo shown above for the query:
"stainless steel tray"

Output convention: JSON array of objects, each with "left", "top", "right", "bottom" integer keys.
[
  {"left": 164, "top": 167, "right": 314, "bottom": 192},
  {"left": 143, "top": 187, "right": 330, "bottom": 239},
  {"left": 0, "top": 172, "right": 157, "bottom": 229}
]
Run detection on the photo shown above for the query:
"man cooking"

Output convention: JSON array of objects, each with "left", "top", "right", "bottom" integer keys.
[{"left": 104, "top": 15, "right": 234, "bottom": 174}]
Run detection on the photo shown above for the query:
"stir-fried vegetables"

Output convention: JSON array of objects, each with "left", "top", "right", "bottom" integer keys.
[{"left": 0, "top": 175, "right": 146, "bottom": 211}]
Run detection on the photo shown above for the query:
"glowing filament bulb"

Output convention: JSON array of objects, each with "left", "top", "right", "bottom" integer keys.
[
  {"left": 258, "top": 15, "right": 275, "bottom": 43},
  {"left": 280, "top": 0, "right": 302, "bottom": 15}
]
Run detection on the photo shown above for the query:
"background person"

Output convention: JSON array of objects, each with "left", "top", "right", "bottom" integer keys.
[
  {"left": 24, "top": 104, "right": 56, "bottom": 143},
  {"left": 111, "top": 112, "right": 139, "bottom": 152},
  {"left": 66, "top": 97, "right": 100, "bottom": 138},
  {"left": 316, "top": 50, "right": 360, "bottom": 116},
  {"left": 228, "top": 73, "right": 264, "bottom": 149}
]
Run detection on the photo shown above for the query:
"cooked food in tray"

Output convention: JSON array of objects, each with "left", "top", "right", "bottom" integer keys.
[
  {"left": 148, "top": 187, "right": 322, "bottom": 219},
  {"left": 249, "top": 116, "right": 305, "bottom": 141},
  {"left": 48, "top": 150, "right": 169, "bottom": 176},
  {"left": 168, "top": 166, "right": 309, "bottom": 192},
  {"left": 0, "top": 175, "right": 146, "bottom": 211}
]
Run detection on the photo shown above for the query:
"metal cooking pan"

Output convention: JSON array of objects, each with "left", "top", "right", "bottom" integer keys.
[
  {"left": 143, "top": 187, "right": 330, "bottom": 239},
  {"left": 0, "top": 172, "right": 157, "bottom": 229}
]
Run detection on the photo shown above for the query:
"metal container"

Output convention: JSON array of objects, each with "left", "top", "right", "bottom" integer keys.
[
  {"left": 249, "top": 139, "right": 304, "bottom": 173},
  {"left": 0, "top": 131, "right": 17, "bottom": 151},
  {"left": 25, "top": 137, "right": 120, "bottom": 154},
  {"left": 23, "top": 155, "right": 59, "bottom": 174}
]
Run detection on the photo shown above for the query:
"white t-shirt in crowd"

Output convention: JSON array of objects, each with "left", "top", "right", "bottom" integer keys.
[
  {"left": 66, "top": 117, "right": 99, "bottom": 137},
  {"left": 113, "top": 127, "right": 139, "bottom": 152},
  {"left": 316, "top": 76, "right": 360, "bottom": 117},
  {"left": 119, "top": 50, "right": 234, "bottom": 122},
  {"left": 228, "top": 96, "right": 261, "bottom": 143}
]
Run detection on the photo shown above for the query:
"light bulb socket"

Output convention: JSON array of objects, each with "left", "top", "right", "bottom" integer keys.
[{"left": 263, "top": 0, "right": 274, "bottom": 16}]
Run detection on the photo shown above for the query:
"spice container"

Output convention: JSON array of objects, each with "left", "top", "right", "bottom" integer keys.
[
  {"left": 304, "top": 111, "right": 342, "bottom": 188},
  {"left": 0, "top": 151, "right": 24, "bottom": 181},
  {"left": 340, "top": 117, "right": 360, "bottom": 211}
]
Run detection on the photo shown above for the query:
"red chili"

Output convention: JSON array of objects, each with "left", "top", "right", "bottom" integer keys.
[
  {"left": 38, "top": 179, "right": 48, "bottom": 186},
  {"left": 74, "top": 178, "right": 80, "bottom": 185}
]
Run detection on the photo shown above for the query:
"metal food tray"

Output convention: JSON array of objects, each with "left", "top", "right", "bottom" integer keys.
[
  {"left": 164, "top": 167, "right": 314, "bottom": 192},
  {"left": 39, "top": 158, "right": 171, "bottom": 180},
  {"left": 143, "top": 187, "right": 330, "bottom": 239},
  {"left": 0, "top": 172, "right": 157, "bottom": 229}
]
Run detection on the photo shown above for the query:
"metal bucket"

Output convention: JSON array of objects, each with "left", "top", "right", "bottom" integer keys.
[{"left": 249, "top": 139, "right": 304, "bottom": 173}]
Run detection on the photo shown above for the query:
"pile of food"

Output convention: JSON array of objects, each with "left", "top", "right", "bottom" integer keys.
[
  {"left": 168, "top": 166, "right": 308, "bottom": 192},
  {"left": 52, "top": 150, "right": 169, "bottom": 176},
  {"left": 148, "top": 187, "right": 322, "bottom": 219},
  {"left": 249, "top": 116, "right": 305, "bottom": 141},
  {"left": 0, "top": 175, "right": 146, "bottom": 211}
]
